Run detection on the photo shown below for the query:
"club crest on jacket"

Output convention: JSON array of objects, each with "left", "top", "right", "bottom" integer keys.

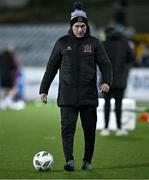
[{"left": 83, "top": 44, "right": 92, "bottom": 53}]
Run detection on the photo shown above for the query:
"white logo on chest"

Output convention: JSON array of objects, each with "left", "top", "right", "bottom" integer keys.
[{"left": 66, "top": 46, "right": 72, "bottom": 51}]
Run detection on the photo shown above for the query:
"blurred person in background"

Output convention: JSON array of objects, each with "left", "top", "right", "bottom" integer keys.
[
  {"left": 135, "top": 41, "right": 148, "bottom": 67},
  {"left": 40, "top": 2, "right": 112, "bottom": 171},
  {"left": 0, "top": 44, "right": 19, "bottom": 110},
  {"left": 100, "top": 26, "right": 135, "bottom": 136},
  {"left": 140, "top": 41, "right": 149, "bottom": 67},
  {"left": 114, "top": 0, "right": 127, "bottom": 27}
]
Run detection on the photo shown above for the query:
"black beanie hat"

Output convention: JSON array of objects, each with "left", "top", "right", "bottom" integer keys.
[{"left": 70, "top": 1, "right": 88, "bottom": 27}]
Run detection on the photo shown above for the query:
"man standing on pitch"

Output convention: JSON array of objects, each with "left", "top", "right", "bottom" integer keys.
[{"left": 39, "top": 2, "right": 112, "bottom": 171}]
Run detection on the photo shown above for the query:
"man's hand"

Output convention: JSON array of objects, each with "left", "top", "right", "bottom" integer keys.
[
  {"left": 99, "top": 83, "right": 110, "bottom": 93},
  {"left": 40, "top": 93, "right": 47, "bottom": 104}
]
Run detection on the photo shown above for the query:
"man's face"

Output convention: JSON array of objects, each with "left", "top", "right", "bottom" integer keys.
[{"left": 72, "top": 22, "right": 87, "bottom": 38}]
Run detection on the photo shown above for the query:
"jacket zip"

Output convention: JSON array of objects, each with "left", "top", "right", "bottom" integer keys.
[{"left": 75, "top": 40, "right": 81, "bottom": 106}]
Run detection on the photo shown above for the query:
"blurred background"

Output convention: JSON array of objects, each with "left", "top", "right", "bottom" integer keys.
[
  {"left": 0, "top": 0, "right": 149, "bottom": 104},
  {"left": 0, "top": 2, "right": 149, "bottom": 179}
]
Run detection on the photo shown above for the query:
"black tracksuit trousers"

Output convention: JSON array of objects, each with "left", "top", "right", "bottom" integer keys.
[
  {"left": 103, "top": 88, "right": 125, "bottom": 129},
  {"left": 60, "top": 106, "right": 97, "bottom": 163}
]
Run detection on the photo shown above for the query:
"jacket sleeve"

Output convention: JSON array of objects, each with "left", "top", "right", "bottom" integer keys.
[
  {"left": 95, "top": 40, "right": 113, "bottom": 86},
  {"left": 39, "top": 39, "right": 61, "bottom": 94},
  {"left": 126, "top": 42, "right": 136, "bottom": 66}
]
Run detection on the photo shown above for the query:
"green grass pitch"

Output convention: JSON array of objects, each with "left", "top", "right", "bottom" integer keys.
[{"left": 0, "top": 102, "right": 149, "bottom": 179}]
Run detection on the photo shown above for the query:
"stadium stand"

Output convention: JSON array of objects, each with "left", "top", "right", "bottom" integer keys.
[{"left": 0, "top": 24, "right": 69, "bottom": 67}]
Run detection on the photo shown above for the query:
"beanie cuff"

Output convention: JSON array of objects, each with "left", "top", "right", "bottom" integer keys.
[{"left": 70, "top": 16, "right": 88, "bottom": 27}]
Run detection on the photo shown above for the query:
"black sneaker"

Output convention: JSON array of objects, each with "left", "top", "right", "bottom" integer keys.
[
  {"left": 64, "top": 160, "right": 74, "bottom": 171},
  {"left": 81, "top": 161, "right": 91, "bottom": 171}
]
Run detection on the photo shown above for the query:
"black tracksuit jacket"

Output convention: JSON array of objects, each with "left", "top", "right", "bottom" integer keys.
[
  {"left": 103, "top": 32, "right": 135, "bottom": 89},
  {"left": 39, "top": 28, "right": 112, "bottom": 107}
]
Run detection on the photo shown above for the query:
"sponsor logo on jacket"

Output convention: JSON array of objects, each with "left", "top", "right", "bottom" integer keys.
[{"left": 66, "top": 46, "right": 72, "bottom": 51}]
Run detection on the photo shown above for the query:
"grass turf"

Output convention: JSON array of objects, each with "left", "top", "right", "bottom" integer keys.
[{"left": 0, "top": 102, "right": 149, "bottom": 179}]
